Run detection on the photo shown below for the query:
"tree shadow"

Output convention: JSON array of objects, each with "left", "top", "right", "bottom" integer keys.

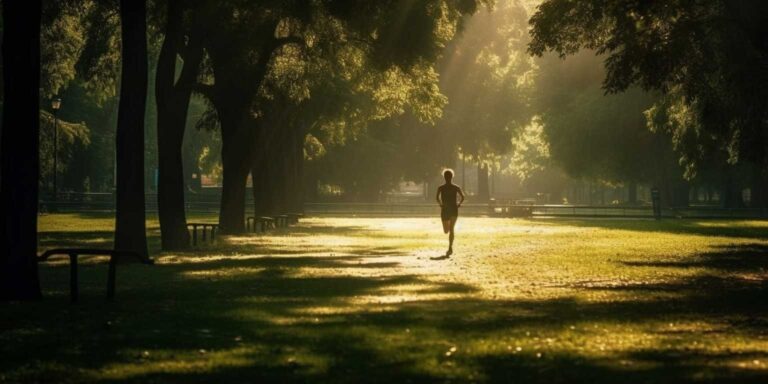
[
  {"left": 38, "top": 230, "right": 115, "bottom": 249},
  {"left": 534, "top": 218, "right": 768, "bottom": 240},
  {"left": 9, "top": 219, "right": 767, "bottom": 382},
  {"left": 621, "top": 243, "right": 768, "bottom": 272}
]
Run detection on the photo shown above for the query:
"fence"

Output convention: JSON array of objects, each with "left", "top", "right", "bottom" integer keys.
[{"left": 38, "top": 192, "right": 768, "bottom": 219}]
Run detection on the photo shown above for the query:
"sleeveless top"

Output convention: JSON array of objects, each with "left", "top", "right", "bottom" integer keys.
[{"left": 439, "top": 184, "right": 461, "bottom": 207}]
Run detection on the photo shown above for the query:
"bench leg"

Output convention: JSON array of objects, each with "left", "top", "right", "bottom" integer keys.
[
  {"left": 107, "top": 254, "right": 117, "bottom": 300},
  {"left": 69, "top": 253, "right": 78, "bottom": 303},
  {"left": 202, "top": 226, "right": 207, "bottom": 242},
  {"left": 192, "top": 226, "right": 198, "bottom": 246}
]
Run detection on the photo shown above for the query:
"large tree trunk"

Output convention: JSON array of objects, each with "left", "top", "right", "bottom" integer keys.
[
  {"left": 218, "top": 111, "right": 252, "bottom": 234},
  {"left": 276, "top": 118, "right": 307, "bottom": 214},
  {"left": 220, "top": 152, "right": 250, "bottom": 233},
  {"left": 205, "top": 32, "right": 283, "bottom": 233},
  {"left": 274, "top": 128, "right": 293, "bottom": 214},
  {"left": 291, "top": 129, "right": 306, "bottom": 213},
  {"left": 251, "top": 126, "right": 273, "bottom": 217},
  {"left": 0, "top": 0, "right": 42, "bottom": 300},
  {"left": 252, "top": 160, "right": 271, "bottom": 217},
  {"left": 156, "top": 0, "right": 202, "bottom": 250},
  {"left": 477, "top": 163, "right": 490, "bottom": 202},
  {"left": 252, "top": 135, "right": 282, "bottom": 216},
  {"left": 114, "top": 0, "right": 149, "bottom": 257},
  {"left": 251, "top": 111, "right": 306, "bottom": 217},
  {"left": 750, "top": 162, "right": 768, "bottom": 211}
]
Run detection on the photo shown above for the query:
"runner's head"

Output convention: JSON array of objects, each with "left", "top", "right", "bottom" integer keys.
[{"left": 443, "top": 168, "right": 454, "bottom": 183}]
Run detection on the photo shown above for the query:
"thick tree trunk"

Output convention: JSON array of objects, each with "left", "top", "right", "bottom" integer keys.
[
  {"left": 250, "top": 118, "right": 273, "bottom": 217},
  {"left": 156, "top": 0, "right": 202, "bottom": 250},
  {"left": 251, "top": 115, "right": 306, "bottom": 216},
  {"left": 220, "top": 152, "right": 250, "bottom": 233},
  {"left": 291, "top": 130, "right": 306, "bottom": 213},
  {"left": 205, "top": 33, "right": 283, "bottom": 233},
  {"left": 261, "top": 139, "right": 285, "bottom": 215},
  {"left": 276, "top": 127, "right": 296, "bottom": 214},
  {"left": 477, "top": 163, "right": 490, "bottom": 202},
  {"left": 252, "top": 160, "right": 271, "bottom": 217},
  {"left": 114, "top": 0, "right": 149, "bottom": 257},
  {"left": 0, "top": 0, "right": 42, "bottom": 300},
  {"left": 251, "top": 142, "right": 274, "bottom": 217},
  {"left": 750, "top": 163, "right": 768, "bottom": 211},
  {"left": 218, "top": 112, "right": 252, "bottom": 234}
]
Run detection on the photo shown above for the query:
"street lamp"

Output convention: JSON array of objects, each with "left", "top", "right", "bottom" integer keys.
[{"left": 51, "top": 97, "right": 61, "bottom": 211}]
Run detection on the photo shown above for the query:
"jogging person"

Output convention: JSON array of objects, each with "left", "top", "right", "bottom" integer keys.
[{"left": 436, "top": 169, "right": 465, "bottom": 256}]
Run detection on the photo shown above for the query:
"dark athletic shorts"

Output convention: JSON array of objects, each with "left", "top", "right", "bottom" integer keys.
[{"left": 441, "top": 205, "right": 458, "bottom": 221}]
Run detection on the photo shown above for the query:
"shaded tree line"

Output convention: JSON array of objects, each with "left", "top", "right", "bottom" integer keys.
[
  {"left": 529, "top": 0, "right": 768, "bottom": 209},
  {"left": 0, "top": 0, "right": 488, "bottom": 299}
]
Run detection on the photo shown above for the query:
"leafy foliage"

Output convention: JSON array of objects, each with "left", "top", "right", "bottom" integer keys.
[
  {"left": 440, "top": 0, "right": 533, "bottom": 166},
  {"left": 529, "top": 0, "right": 768, "bottom": 173}
]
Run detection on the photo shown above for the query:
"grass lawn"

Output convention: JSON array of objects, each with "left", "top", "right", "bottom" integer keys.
[{"left": 2, "top": 214, "right": 768, "bottom": 383}]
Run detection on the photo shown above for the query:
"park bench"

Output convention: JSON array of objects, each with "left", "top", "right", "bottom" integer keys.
[
  {"left": 492, "top": 205, "right": 532, "bottom": 218},
  {"left": 246, "top": 216, "right": 275, "bottom": 232},
  {"left": 507, "top": 206, "right": 532, "bottom": 218},
  {"left": 37, "top": 248, "right": 154, "bottom": 302},
  {"left": 286, "top": 213, "right": 303, "bottom": 225},
  {"left": 274, "top": 215, "right": 289, "bottom": 228},
  {"left": 187, "top": 222, "right": 219, "bottom": 246},
  {"left": 263, "top": 217, "right": 277, "bottom": 230}
]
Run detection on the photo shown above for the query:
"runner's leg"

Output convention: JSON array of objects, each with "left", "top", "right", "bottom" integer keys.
[{"left": 448, "top": 216, "right": 457, "bottom": 253}]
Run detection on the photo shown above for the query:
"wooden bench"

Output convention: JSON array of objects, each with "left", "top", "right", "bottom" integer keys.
[
  {"left": 246, "top": 216, "right": 275, "bottom": 232},
  {"left": 258, "top": 216, "right": 277, "bottom": 232},
  {"left": 38, "top": 248, "right": 154, "bottom": 302},
  {"left": 286, "top": 213, "right": 304, "bottom": 225},
  {"left": 274, "top": 215, "right": 289, "bottom": 228},
  {"left": 187, "top": 223, "right": 219, "bottom": 246}
]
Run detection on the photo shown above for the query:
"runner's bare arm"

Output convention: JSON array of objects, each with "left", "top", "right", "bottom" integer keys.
[
  {"left": 436, "top": 186, "right": 442, "bottom": 206},
  {"left": 458, "top": 187, "right": 465, "bottom": 207}
]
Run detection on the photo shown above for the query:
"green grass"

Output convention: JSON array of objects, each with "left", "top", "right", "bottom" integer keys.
[{"left": 2, "top": 214, "right": 768, "bottom": 383}]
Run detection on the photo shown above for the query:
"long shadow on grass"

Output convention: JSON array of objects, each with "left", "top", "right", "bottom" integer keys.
[
  {"left": 7, "top": 231, "right": 768, "bottom": 382},
  {"left": 622, "top": 243, "right": 768, "bottom": 272},
  {"left": 538, "top": 218, "right": 768, "bottom": 240},
  {"left": 38, "top": 230, "right": 115, "bottom": 249}
]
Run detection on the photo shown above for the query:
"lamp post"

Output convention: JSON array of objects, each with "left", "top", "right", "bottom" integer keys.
[{"left": 51, "top": 97, "right": 61, "bottom": 211}]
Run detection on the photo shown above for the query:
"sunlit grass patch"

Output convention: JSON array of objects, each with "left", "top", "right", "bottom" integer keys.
[{"left": 6, "top": 215, "right": 768, "bottom": 382}]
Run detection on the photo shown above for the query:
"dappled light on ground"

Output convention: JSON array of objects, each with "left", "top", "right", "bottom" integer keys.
[{"left": 3, "top": 215, "right": 767, "bottom": 382}]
